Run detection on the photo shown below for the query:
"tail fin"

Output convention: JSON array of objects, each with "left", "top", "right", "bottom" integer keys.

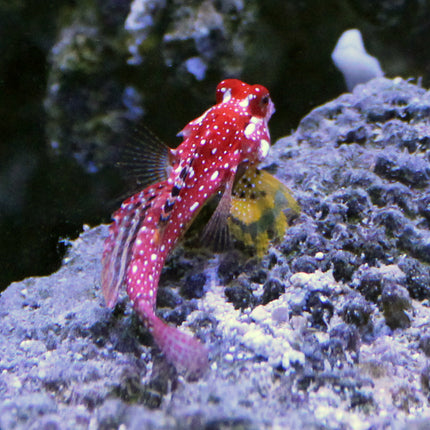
[{"left": 147, "top": 312, "right": 209, "bottom": 381}]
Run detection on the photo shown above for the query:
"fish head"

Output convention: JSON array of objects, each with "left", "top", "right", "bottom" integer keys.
[
  {"left": 248, "top": 85, "right": 275, "bottom": 121},
  {"left": 177, "top": 79, "right": 275, "bottom": 185},
  {"left": 216, "top": 79, "right": 275, "bottom": 122}
]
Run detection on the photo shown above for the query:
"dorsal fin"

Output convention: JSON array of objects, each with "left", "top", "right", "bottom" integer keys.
[
  {"left": 117, "top": 126, "right": 173, "bottom": 190},
  {"left": 102, "top": 195, "right": 148, "bottom": 307}
]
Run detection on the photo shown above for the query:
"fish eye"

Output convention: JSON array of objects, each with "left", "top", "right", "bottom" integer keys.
[{"left": 261, "top": 95, "right": 269, "bottom": 105}]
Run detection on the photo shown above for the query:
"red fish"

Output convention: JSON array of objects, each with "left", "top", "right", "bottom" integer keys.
[{"left": 101, "top": 79, "right": 275, "bottom": 379}]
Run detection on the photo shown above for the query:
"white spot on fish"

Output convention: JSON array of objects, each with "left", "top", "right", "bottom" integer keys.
[
  {"left": 259, "top": 139, "right": 270, "bottom": 159},
  {"left": 210, "top": 170, "right": 219, "bottom": 181},
  {"left": 193, "top": 110, "right": 209, "bottom": 126},
  {"left": 222, "top": 88, "right": 232, "bottom": 103},
  {"left": 151, "top": 253, "right": 157, "bottom": 261},
  {"left": 132, "top": 264, "right": 138, "bottom": 274},
  {"left": 244, "top": 122, "right": 256, "bottom": 138},
  {"left": 239, "top": 96, "right": 249, "bottom": 108},
  {"left": 190, "top": 202, "right": 199, "bottom": 212}
]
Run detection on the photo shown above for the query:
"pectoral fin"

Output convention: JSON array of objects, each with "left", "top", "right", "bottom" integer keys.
[{"left": 200, "top": 179, "right": 234, "bottom": 252}]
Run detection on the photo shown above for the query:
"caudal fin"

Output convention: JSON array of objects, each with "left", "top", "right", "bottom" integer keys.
[{"left": 150, "top": 314, "right": 209, "bottom": 380}]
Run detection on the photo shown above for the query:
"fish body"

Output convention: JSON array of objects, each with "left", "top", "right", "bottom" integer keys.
[{"left": 101, "top": 79, "right": 275, "bottom": 379}]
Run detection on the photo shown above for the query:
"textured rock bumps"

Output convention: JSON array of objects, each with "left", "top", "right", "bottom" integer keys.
[{"left": 2, "top": 78, "right": 430, "bottom": 429}]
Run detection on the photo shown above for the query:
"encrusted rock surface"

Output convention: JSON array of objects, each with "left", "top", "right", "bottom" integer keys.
[{"left": 1, "top": 78, "right": 430, "bottom": 429}]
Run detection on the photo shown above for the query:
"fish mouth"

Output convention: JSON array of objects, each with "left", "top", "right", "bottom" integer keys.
[{"left": 268, "top": 99, "right": 276, "bottom": 119}]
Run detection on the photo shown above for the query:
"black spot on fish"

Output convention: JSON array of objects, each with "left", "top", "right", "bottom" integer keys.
[
  {"left": 159, "top": 213, "right": 170, "bottom": 224},
  {"left": 180, "top": 167, "right": 188, "bottom": 180},
  {"left": 172, "top": 185, "right": 181, "bottom": 197},
  {"left": 164, "top": 199, "right": 175, "bottom": 213}
]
